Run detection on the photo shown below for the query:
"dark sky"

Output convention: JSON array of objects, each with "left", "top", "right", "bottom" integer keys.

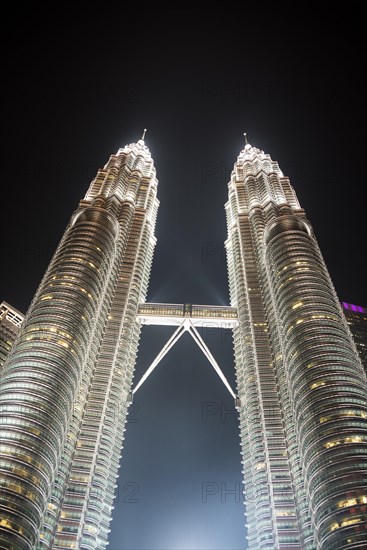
[{"left": 1, "top": 6, "right": 366, "bottom": 550}]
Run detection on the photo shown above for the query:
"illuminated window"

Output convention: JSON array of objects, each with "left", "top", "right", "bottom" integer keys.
[
  {"left": 324, "top": 435, "right": 365, "bottom": 448},
  {"left": 310, "top": 381, "right": 326, "bottom": 389},
  {"left": 330, "top": 517, "right": 362, "bottom": 531}
]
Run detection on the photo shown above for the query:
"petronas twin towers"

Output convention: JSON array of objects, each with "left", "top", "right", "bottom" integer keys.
[{"left": 0, "top": 136, "right": 366, "bottom": 550}]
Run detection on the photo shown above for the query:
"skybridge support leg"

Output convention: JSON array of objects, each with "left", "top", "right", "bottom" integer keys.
[
  {"left": 132, "top": 319, "right": 237, "bottom": 403},
  {"left": 132, "top": 322, "right": 186, "bottom": 395},
  {"left": 187, "top": 323, "right": 236, "bottom": 400}
]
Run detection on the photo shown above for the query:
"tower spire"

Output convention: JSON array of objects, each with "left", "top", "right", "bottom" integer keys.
[
  {"left": 243, "top": 132, "right": 248, "bottom": 145},
  {"left": 142, "top": 128, "right": 147, "bottom": 140}
]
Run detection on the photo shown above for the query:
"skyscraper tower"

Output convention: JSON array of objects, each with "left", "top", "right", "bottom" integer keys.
[
  {"left": 0, "top": 137, "right": 159, "bottom": 550},
  {"left": 226, "top": 139, "right": 367, "bottom": 549}
]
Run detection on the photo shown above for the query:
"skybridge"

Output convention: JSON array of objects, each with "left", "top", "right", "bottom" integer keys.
[
  {"left": 132, "top": 303, "right": 239, "bottom": 401},
  {"left": 137, "top": 302, "right": 238, "bottom": 328}
]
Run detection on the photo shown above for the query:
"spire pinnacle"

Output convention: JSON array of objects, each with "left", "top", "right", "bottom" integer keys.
[
  {"left": 243, "top": 132, "right": 248, "bottom": 145},
  {"left": 142, "top": 128, "right": 147, "bottom": 140}
]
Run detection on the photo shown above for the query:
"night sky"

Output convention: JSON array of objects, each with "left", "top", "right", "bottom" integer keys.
[{"left": 1, "top": 6, "right": 366, "bottom": 550}]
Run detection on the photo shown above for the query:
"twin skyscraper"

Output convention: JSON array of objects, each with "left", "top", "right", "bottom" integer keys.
[{"left": 0, "top": 137, "right": 366, "bottom": 549}]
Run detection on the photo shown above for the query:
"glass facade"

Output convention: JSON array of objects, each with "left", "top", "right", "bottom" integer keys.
[
  {"left": 225, "top": 142, "right": 367, "bottom": 549},
  {"left": 0, "top": 139, "right": 159, "bottom": 550}
]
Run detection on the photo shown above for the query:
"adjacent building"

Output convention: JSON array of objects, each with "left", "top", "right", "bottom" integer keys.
[
  {"left": 342, "top": 302, "right": 367, "bottom": 373},
  {"left": 0, "top": 302, "right": 24, "bottom": 370}
]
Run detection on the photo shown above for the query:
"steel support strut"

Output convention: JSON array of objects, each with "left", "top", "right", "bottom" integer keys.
[{"left": 132, "top": 319, "right": 236, "bottom": 400}]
